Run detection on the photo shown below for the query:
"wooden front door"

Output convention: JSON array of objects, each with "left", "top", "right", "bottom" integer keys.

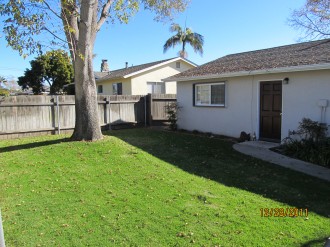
[{"left": 259, "top": 81, "right": 282, "bottom": 141}]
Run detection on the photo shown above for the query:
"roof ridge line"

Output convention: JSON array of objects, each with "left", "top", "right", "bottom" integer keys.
[{"left": 221, "top": 38, "right": 330, "bottom": 59}]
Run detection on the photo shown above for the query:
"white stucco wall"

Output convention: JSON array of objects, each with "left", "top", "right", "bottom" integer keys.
[
  {"left": 165, "top": 81, "right": 177, "bottom": 94},
  {"left": 281, "top": 70, "right": 330, "bottom": 138},
  {"left": 177, "top": 69, "right": 330, "bottom": 140},
  {"left": 131, "top": 61, "right": 194, "bottom": 95},
  {"left": 177, "top": 77, "right": 257, "bottom": 138}
]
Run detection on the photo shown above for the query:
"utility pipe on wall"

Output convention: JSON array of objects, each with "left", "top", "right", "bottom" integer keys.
[{"left": 318, "top": 99, "right": 328, "bottom": 124}]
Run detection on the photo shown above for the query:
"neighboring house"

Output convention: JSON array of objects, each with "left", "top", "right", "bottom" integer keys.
[
  {"left": 95, "top": 57, "right": 196, "bottom": 95},
  {"left": 61, "top": 68, "right": 108, "bottom": 95},
  {"left": 94, "top": 59, "right": 109, "bottom": 80},
  {"left": 165, "top": 39, "right": 330, "bottom": 142}
]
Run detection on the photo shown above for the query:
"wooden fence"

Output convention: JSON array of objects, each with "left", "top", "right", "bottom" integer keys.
[{"left": 0, "top": 94, "right": 176, "bottom": 139}]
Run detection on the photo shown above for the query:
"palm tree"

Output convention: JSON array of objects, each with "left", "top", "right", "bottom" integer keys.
[
  {"left": 163, "top": 23, "right": 204, "bottom": 58},
  {"left": 0, "top": 76, "right": 7, "bottom": 88}
]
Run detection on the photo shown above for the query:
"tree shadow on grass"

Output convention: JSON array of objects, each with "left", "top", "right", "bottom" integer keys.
[
  {"left": 0, "top": 138, "right": 69, "bottom": 153},
  {"left": 105, "top": 129, "right": 330, "bottom": 218},
  {"left": 301, "top": 237, "right": 329, "bottom": 247}
]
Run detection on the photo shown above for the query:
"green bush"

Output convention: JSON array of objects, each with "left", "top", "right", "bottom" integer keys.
[
  {"left": 165, "top": 102, "right": 181, "bottom": 131},
  {"left": 0, "top": 88, "right": 10, "bottom": 96},
  {"left": 297, "top": 118, "right": 327, "bottom": 142},
  {"left": 282, "top": 118, "right": 330, "bottom": 168},
  {"left": 283, "top": 138, "right": 330, "bottom": 167}
]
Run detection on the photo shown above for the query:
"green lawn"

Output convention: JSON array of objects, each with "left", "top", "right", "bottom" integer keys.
[{"left": 0, "top": 129, "right": 329, "bottom": 246}]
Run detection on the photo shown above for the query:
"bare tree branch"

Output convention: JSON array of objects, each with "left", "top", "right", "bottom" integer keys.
[
  {"left": 97, "top": 0, "right": 114, "bottom": 31},
  {"left": 305, "top": 14, "right": 330, "bottom": 35},
  {"left": 43, "top": 1, "right": 62, "bottom": 20},
  {"left": 42, "top": 26, "right": 68, "bottom": 44},
  {"left": 289, "top": 0, "right": 330, "bottom": 40}
]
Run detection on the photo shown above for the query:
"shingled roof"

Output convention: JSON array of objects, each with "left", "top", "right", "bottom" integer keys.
[
  {"left": 94, "top": 71, "right": 109, "bottom": 79},
  {"left": 96, "top": 57, "right": 194, "bottom": 82},
  {"left": 167, "top": 39, "right": 330, "bottom": 81}
]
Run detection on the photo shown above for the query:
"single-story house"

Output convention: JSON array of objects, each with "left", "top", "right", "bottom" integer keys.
[
  {"left": 164, "top": 39, "right": 330, "bottom": 142},
  {"left": 95, "top": 57, "right": 196, "bottom": 95}
]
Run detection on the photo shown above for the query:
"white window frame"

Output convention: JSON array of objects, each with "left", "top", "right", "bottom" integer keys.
[
  {"left": 194, "top": 82, "right": 226, "bottom": 107},
  {"left": 147, "top": 81, "right": 165, "bottom": 94}
]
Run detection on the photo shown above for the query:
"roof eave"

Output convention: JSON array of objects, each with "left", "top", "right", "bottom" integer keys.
[
  {"left": 164, "top": 63, "right": 330, "bottom": 82},
  {"left": 96, "top": 76, "right": 123, "bottom": 83},
  {"left": 123, "top": 57, "right": 197, "bottom": 79}
]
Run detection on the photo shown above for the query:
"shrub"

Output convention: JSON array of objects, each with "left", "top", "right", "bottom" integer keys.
[
  {"left": 0, "top": 88, "right": 10, "bottom": 96},
  {"left": 165, "top": 102, "right": 181, "bottom": 131},
  {"left": 297, "top": 118, "right": 327, "bottom": 142},
  {"left": 282, "top": 118, "right": 330, "bottom": 168}
]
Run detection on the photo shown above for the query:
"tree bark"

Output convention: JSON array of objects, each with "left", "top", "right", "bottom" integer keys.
[
  {"left": 60, "top": 0, "right": 79, "bottom": 63},
  {"left": 71, "top": 0, "right": 103, "bottom": 141}
]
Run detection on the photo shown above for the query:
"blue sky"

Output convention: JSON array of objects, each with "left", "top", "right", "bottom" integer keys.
[{"left": 0, "top": 0, "right": 306, "bottom": 80}]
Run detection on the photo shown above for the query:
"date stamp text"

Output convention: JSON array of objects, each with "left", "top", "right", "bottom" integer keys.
[{"left": 260, "top": 208, "right": 308, "bottom": 217}]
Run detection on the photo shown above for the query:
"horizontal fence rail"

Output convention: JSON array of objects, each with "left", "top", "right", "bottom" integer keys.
[{"left": 0, "top": 94, "right": 176, "bottom": 139}]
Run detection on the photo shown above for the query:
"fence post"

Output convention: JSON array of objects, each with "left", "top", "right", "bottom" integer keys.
[
  {"left": 104, "top": 97, "right": 111, "bottom": 130},
  {"left": 0, "top": 209, "right": 6, "bottom": 247},
  {"left": 56, "top": 95, "right": 61, "bottom": 135},
  {"left": 147, "top": 94, "right": 153, "bottom": 126},
  {"left": 144, "top": 95, "right": 147, "bottom": 127},
  {"left": 109, "top": 96, "right": 112, "bottom": 130}
]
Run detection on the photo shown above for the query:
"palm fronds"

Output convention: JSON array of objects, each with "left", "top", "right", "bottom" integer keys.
[{"left": 163, "top": 23, "right": 204, "bottom": 58}]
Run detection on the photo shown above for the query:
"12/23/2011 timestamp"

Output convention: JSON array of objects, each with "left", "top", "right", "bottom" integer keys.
[{"left": 260, "top": 208, "right": 308, "bottom": 217}]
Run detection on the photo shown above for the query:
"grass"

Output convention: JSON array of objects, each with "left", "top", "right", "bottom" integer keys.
[{"left": 0, "top": 128, "right": 329, "bottom": 246}]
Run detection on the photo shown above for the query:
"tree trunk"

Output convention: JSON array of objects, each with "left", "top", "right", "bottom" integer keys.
[
  {"left": 71, "top": 55, "right": 102, "bottom": 141},
  {"left": 71, "top": 0, "right": 103, "bottom": 141},
  {"left": 180, "top": 41, "right": 187, "bottom": 58}
]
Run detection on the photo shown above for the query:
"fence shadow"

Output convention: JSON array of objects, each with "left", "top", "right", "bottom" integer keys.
[
  {"left": 106, "top": 129, "right": 330, "bottom": 218},
  {"left": 301, "top": 237, "right": 329, "bottom": 247},
  {"left": 0, "top": 138, "right": 69, "bottom": 153}
]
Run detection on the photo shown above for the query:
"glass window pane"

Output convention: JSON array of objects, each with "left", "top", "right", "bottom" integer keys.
[
  {"left": 117, "top": 83, "right": 122, "bottom": 95},
  {"left": 200, "top": 85, "right": 210, "bottom": 104},
  {"left": 160, "top": 82, "right": 165, "bottom": 94},
  {"left": 112, "top": 84, "right": 117, "bottom": 95},
  {"left": 154, "top": 84, "right": 161, "bottom": 94},
  {"left": 196, "top": 85, "right": 210, "bottom": 105},
  {"left": 211, "top": 84, "right": 225, "bottom": 105},
  {"left": 196, "top": 86, "right": 201, "bottom": 103},
  {"left": 153, "top": 82, "right": 165, "bottom": 94},
  {"left": 195, "top": 83, "right": 225, "bottom": 106},
  {"left": 147, "top": 82, "right": 165, "bottom": 94}
]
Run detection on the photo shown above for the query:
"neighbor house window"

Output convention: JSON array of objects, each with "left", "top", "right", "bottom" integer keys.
[
  {"left": 194, "top": 82, "right": 225, "bottom": 106},
  {"left": 113, "top": 83, "right": 122, "bottom": 95},
  {"left": 176, "top": 62, "right": 181, "bottom": 68},
  {"left": 147, "top": 82, "right": 165, "bottom": 94},
  {"left": 97, "top": 85, "right": 103, "bottom": 94}
]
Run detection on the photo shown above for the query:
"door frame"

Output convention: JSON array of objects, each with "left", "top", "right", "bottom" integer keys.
[{"left": 258, "top": 80, "right": 283, "bottom": 142}]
